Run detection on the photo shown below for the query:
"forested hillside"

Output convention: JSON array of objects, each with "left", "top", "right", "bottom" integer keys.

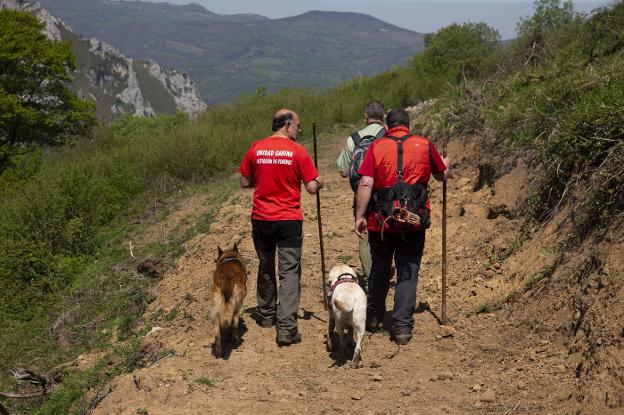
[
  {"left": 41, "top": 0, "right": 426, "bottom": 104},
  {"left": 0, "top": 1, "right": 622, "bottom": 413}
]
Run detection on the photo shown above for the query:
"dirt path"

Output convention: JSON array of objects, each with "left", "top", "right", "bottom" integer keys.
[{"left": 90, "top": 129, "right": 584, "bottom": 415}]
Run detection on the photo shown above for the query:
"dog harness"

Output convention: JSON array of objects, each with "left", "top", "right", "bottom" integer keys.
[
  {"left": 217, "top": 256, "right": 244, "bottom": 266},
  {"left": 327, "top": 272, "right": 359, "bottom": 306}
]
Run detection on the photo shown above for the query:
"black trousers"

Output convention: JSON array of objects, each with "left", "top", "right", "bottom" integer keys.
[
  {"left": 251, "top": 220, "right": 303, "bottom": 335},
  {"left": 367, "top": 230, "right": 426, "bottom": 335}
]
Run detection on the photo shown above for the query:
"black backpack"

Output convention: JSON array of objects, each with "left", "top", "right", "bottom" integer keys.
[
  {"left": 370, "top": 133, "right": 431, "bottom": 232},
  {"left": 348, "top": 127, "right": 386, "bottom": 191}
]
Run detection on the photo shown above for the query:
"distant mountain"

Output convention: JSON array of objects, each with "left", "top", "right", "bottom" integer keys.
[
  {"left": 40, "top": 0, "right": 426, "bottom": 104},
  {"left": 1, "top": 0, "right": 206, "bottom": 121}
]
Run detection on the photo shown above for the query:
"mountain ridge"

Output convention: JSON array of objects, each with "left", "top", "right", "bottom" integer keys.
[{"left": 40, "top": 0, "right": 427, "bottom": 104}]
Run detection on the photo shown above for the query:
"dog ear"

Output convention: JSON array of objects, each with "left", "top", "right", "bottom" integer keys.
[
  {"left": 233, "top": 242, "right": 238, "bottom": 252},
  {"left": 217, "top": 246, "right": 223, "bottom": 258}
]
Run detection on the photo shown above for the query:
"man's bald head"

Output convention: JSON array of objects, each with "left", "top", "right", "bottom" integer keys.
[
  {"left": 272, "top": 109, "right": 296, "bottom": 132},
  {"left": 272, "top": 109, "right": 301, "bottom": 140}
]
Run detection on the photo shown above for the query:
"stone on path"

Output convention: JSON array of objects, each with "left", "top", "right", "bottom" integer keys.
[
  {"left": 439, "top": 325, "right": 457, "bottom": 338},
  {"left": 480, "top": 388, "right": 497, "bottom": 402}
]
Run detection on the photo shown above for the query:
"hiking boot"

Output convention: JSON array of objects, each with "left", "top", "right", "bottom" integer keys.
[
  {"left": 365, "top": 317, "right": 383, "bottom": 333},
  {"left": 394, "top": 333, "right": 412, "bottom": 345},
  {"left": 276, "top": 331, "right": 302, "bottom": 347},
  {"left": 257, "top": 318, "right": 275, "bottom": 328}
]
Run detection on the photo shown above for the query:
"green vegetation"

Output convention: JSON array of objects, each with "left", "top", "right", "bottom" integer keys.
[
  {"left": 195, "top": 376, "right": 215, "bottom": 387},
  {"left": 419, "top": 22, "right": 502, "bottom": 81},
  {"left": 1, "top": 0, "right": 623, "bottom": 412},
  {"left": 33, "top": 340, "right": 143, "bottom": 415},
  {"left": 420, "top": 0, "right": 624, "bottom": 245},
  {"left": 459, "top": 6, "right": 622, "bottom": 313},
  {"left": 0, "top": 10, "right": 96, "bottom": 170}
]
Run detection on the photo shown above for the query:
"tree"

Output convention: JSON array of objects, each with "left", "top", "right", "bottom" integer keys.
[
  {"left": 516, "top": 0, "right": 578, "bottom": 40},
  {"left": 418, "top": 22, "right": 501, "bottom": 81},
  {"left": 0, "top": 10, "right": 96, "bottom": 169}
]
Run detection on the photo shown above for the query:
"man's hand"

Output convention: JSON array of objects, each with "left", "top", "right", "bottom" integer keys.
[
  {"left": 304, "top": 176, "right": 324, "bottom": 194},
  {"left": 240, "top": 175, "right": 254, "bottom": 188},
  {"left": 354, "top": 175, "right": 373, "bottom": 238},
  {"left": 433, "top": 156, "right": 452, "bottom": 182},
  {"left": 354, "top": 217, "right": 367, "bottom": 239}
]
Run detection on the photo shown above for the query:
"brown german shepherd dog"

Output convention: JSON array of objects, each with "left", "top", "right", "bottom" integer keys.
[{"left": 212, "top": 243, "right": 247, "bottom": 357}]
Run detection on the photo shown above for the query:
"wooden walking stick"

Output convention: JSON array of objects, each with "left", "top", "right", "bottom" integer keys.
[
  {"left": 441, "top": 137, "right": 448, "bottom": 325},
  {"left": 312, "top": 122, "right": 328, "bottom": 310}
]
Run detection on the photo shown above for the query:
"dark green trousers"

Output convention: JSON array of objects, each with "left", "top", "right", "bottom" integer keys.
[{"left": 252, "top": 220, "right": 303, "bottom": 336}]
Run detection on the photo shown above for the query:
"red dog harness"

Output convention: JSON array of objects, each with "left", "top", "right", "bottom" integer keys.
[{"left": 327, "top": 272, "right": 359, "bottom": 306}]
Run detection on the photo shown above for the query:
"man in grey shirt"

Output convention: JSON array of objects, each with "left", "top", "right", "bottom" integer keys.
[{"left": 336, "top": 100, "right": 386, "bottom": 298}]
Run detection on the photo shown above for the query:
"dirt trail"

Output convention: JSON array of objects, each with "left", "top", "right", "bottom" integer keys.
[{"left": 89, "top": 128, "right": 606, "bottom": 415}]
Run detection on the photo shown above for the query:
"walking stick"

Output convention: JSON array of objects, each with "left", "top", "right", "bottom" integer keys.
[
  {"left": 441, "top": 137, "right": 448, "bottom": 325},
  {"left": 312, "top": 122, "right": 328, "bottom": 310}
]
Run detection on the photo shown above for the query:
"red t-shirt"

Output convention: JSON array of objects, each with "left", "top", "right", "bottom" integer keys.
[
  {"left": 358, "top": 126, "right": 447, "bottom": 232},
  {"left": 239, "top": 136, "right": 319, "bottom": 221}
]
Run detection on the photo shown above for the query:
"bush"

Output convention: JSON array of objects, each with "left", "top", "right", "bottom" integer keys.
[{"left": 423, "top": 1, "right": 624, "bottom": 235}]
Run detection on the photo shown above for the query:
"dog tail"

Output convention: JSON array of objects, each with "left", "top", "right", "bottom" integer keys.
[
  {"left": 212, "top": 291, "right": 235, "bottom": 329},
  {"left": 334, "top": 298, "right": 353, "bottom": 313}
]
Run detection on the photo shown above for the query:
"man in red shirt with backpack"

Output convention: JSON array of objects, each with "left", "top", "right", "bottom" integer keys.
[
  {"left": 239, "top": 109, "right": 324, "bottom": 346},
  {"left": 354, "top": 108, "right": 450, "bottom": 345}
]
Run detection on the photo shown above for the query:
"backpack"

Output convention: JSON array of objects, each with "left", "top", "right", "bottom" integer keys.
[
  {"left": 348, "top": 127, "right": 386, "bottom": 192},
  {"left": 370, "top": 133, "right": 431, "bottom": 233}
]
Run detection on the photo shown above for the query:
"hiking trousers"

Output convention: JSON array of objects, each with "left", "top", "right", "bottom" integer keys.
[
  {"left": 359, "top": 236, "right": 372, "bottom": 281},
  {"left": 367, "top": 230, "right": 426, "bottom": 335},
  {"left": 252, "top": 220, "right": 303, "bottom": 336},
  {"left": 353, "top": 197, "right": 372, "bottom": 281}
]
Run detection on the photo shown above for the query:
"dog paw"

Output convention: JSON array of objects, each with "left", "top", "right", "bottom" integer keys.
[{"left": 350, "top": 357, "right": 362, "bottom": 369}]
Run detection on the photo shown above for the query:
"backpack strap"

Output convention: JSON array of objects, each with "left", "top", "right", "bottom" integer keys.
[
  {"left": 351, "top": 127, "right": 386, "bottom": 149},
  {"left": 373, "top": 127, "right": 387, "bottom": 140},
  {"left": 388, "top": 133, "right": 412, "bottom": 179}
]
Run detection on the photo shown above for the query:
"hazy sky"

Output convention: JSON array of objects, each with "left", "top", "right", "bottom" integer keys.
[{"left": 147, "top": 0, "right": 613, "bottom": 39}]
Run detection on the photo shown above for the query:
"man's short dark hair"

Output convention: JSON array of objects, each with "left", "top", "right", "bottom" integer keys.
[
  {"left": 364, "top": 100, "right": 384, "bottom": 122},
  {"left": 385, "top": 108, "right": 410, "bottom": 129},
  {"left": 272, "top": 112, "right": 294, "bottom": 132}
]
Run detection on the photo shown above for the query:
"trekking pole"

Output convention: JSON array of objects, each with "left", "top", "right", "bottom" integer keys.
[
  {"left": 312, "top": 122, "right": 328, "bottom": 310},
  {"left": 441, "top": 137, "right": 448, "bottom": 325}
]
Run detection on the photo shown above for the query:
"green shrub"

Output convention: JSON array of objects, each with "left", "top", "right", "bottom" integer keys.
[{"left": 425, "top": 1, "right": 624, "bottom": 237}]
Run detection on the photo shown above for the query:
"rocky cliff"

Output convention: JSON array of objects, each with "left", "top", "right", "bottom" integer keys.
[{"left": 0, "top": 0, "right": 206, "bottom": 121}]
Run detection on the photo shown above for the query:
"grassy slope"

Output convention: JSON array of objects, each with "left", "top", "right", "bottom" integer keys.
[{"left": 411, "top": 4, "right": 624, "bottom": 407}]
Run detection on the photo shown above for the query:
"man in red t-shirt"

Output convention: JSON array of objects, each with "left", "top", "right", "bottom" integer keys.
[
  {"left": 239, "top": 109, "right": 324, "bottom": 346},
  {"left": 354, "top": 108, "right": 451, "bottom": 345}
]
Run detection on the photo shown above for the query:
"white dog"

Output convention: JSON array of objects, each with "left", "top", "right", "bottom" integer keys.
[{"left": 326, "top": 264, "right": 367, "bottom": 368}]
